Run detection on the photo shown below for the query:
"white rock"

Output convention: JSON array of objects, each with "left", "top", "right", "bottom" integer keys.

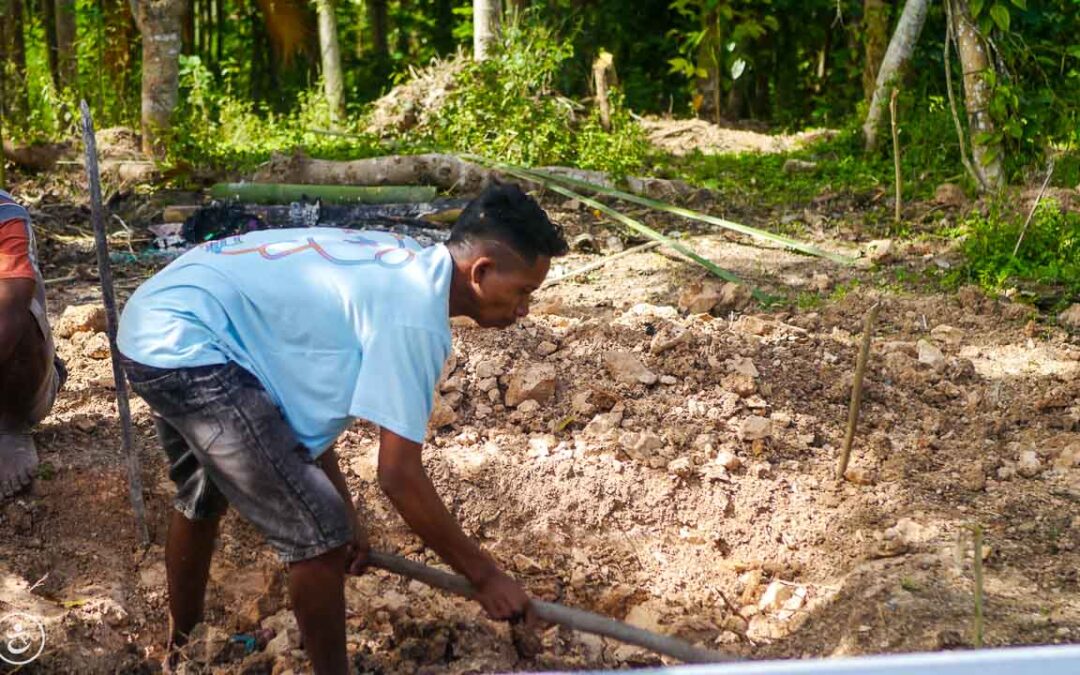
[
  {"left": 758, "top": 581, "right": 793, "bottom": 611},
  {"left": 917, "top": 339, "right": 946, "bottom": 371},
  {"left": 659, "top": 375, "right": 678, "bottom": 386},
  {"left": 585, "top": 411, "right": 623, "bottom": 437},
  {"left": 1017, "top": 450, "right": 1043, "bottom": 478},
  {"left": 474, "top": 360, "right": 504, "bottom": 379},
  {"left": 866, "top": 239, "right": 894, "bottom": 264},
  {"left": 620, "top": 431, "right": 664, "bottom": 460},
  {"left": 517, "top": 399, "right": 541, "bottom": 415},
  {"left": 738, "top": 416, "right": 772, "bottom": 441},
  {"left": 604, "top": 351, "right": 658, "bottom": 386},
  {"left": 716, "top": 450, "right": 741, "bottom": 471}
]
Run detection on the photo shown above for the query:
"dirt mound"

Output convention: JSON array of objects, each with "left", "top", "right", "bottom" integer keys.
[
  {"left": 2, "top": 196, "right": 1078, "bottom": 672},
  {"left": 639, "top": 117, "right": 838, "bottom": 156},
  {"left": 365, "top": 53, "right": 467, "bottom": 137}
]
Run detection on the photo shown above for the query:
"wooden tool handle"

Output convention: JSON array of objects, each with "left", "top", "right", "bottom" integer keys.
[{"left": 367, "top": 551, "right": 737, "bottom": 664}]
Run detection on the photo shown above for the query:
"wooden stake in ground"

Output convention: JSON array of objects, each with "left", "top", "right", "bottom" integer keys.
[
  {"left": 890, "top": 88, "right": 902, "bottom": 224},
  {"left": 593, "top": 51, "right": 616, "bottom": 132},
  {"left": 80, "top": 101, "right": 149, "bottom": 545},
  {"left": 368, "top": 551, "right": 736, "bottom": 664},
  {"left": 837, "top": 302, "right": 881, "bottom": 480}
]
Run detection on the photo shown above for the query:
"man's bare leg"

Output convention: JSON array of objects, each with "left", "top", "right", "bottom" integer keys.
[
  {"left": 0, "top": 319, "right": 50, "bottom": 498},
  {"left": 289, "top": 546, "right": 349, "bottom": 675},
  {"left": 165, "top": 510, "right": 221, "bottom": 647}
]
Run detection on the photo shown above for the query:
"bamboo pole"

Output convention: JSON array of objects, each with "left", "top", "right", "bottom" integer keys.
[
  {"left": 368, "top": 551, "right": 737, "bottom": 664},
  {"left": 80, "top": 101, "right": 149, "bottom": 545},
  {"left": 209, "top": 183, "right": 438, "bottom": 205},
  {"left": 837, "top": 302, "right": 881, "bottom": 480}
]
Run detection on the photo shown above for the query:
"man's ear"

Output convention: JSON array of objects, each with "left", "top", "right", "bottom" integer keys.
[{"left": 470, "top": 256, "right": 495, "bottom": 292}]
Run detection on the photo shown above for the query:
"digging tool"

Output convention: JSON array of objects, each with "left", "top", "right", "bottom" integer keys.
[
  {"left": 80, "top": 101, "right": 149, "bottom": 545},
  {"left": 367, "top": 550, "right": 738, "bottom": 664}
]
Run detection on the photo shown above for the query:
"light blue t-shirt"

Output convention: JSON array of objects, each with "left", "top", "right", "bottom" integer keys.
[{"left": 118, "top": 228, "right": 453, "bottom": 456}]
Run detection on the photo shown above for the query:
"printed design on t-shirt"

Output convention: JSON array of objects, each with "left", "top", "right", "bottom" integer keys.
[{"left": 203, "top": 232, "right": 416, "bottom": 268}]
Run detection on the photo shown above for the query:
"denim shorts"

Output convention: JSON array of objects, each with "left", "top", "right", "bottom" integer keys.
[{"left": 120, "top": 357, "right": 352, "bottom": 563}]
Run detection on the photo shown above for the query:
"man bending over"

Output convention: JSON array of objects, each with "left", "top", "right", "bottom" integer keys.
[{"left": 117, "top": 184, "right": 568, "bottom": 673}]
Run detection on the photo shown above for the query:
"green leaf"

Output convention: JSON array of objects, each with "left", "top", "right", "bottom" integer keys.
[
  {"left": 1009, "top": 0, "right": 1026, "bottom": 9},
  {"left": 989, "top": 4, "right": 1010, "bottom": 32},
  {"left": 465, "top": 155, "right": 856, "bottom": 267},
  {"left": 971, "top": 0, "right": 986, "bottom": 18}
]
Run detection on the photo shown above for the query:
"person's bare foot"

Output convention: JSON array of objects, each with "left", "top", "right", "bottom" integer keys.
[{"left": 0, "top": 432, "right": 39, "bottom": 498}]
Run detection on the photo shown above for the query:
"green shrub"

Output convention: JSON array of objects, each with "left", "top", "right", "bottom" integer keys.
[
  {"left": 950, "top": 198, "right": 1080, "bottom": 298},
  {"left": 421, "top": 14, "right": 649, "bottom": 176}
]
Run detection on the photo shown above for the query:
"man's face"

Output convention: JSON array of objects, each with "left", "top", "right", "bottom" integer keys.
[{"left": 469, "top": 252, "right": 551, "bottom": 328}]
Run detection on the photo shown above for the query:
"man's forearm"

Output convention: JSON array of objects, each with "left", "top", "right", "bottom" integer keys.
[{"left": 380, "top": 462, "right": 500, "bottom": 586}]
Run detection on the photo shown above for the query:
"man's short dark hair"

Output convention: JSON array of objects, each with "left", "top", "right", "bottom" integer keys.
[{"left": 449, "top": 183, "right": 568, "bottom": 262}]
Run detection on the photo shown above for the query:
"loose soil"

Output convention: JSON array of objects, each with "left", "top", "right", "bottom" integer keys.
[{"left": 1, "top": 179, "right": 1078, "bottom": 674}]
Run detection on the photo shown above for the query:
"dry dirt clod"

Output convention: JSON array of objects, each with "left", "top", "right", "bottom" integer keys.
[
  {"left": 737, "top": 416, "right": 772, "bottom": 441},
  {"left": 536, "top": 341, "right": 559, "bottom": 357},
  {"left": 1017, "top": 450, "right": 1043, "bottom": 478},
  {"left": 866, "top": 239, "right": 895, "bottom": 264},
  {"left": 934, "top": 183, "right": 967, "bottom": 208},
  {"left": 505, "top": 362, "right": 557, "bottom": 407},
  {"left": 184, "top": 623, "right": 230, "bottom": 665},
  {"left": 930, "top": 324, "right": 964, "bottom": 347},
  {"left": 678, "top": 280, "right": 724, "bottom": 314},
  {"left": 917, "top": 339, "right": 946, "bottom": 371},
  {"left": 55, "top": 303, "right": 107, "bottom": 338},
  {"left": 428, "top": 392, "right": 457, "bottom": 430},
  {"left": 1059, "top": 303, "right": 1080, "bottom": 330},
  {"left": 82, "top": 332, "right": 112, "bottom": 359},
  {"left": 843, "top": 466, "right": 877, "bottom": 486},
  {"left": 603, "top": 351, "right": 658, "bottom": 386},
  {"left": 620, "top": 431, "right": 664, "bottom": 461}
]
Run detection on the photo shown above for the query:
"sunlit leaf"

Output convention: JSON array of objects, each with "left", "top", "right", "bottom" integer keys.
[{"left": 989, "top": 4, "right": 1010, "bottom": 32}]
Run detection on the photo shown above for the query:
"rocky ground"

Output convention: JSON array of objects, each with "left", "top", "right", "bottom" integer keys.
[{"left": 0, "top": 183, "right": 1078, "bottom": 674}]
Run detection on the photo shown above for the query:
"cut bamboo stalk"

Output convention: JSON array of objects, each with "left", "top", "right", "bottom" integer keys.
[
  {"left": 466, "top": 156, "right": 855, "bottom": 265},
  {"left": 493, "top": 164, "right": 767, "bottom": 302},
  {"left": 837, "top": 302, "right": 881, "bottom": 480},
  {"left": 368, "top": 551, "right": 737, "bottom": 664},
  {"left": 209, "top": 182, "right": 438, "bottom": 205},
  {"left": 80, "top": 101, "right": 149, "bottom": 545}
]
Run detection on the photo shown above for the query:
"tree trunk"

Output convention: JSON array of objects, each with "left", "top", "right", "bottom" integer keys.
[
  {"left": 862, "top": 0, "right": 889, "bottom": 104},
  {"left": 472, "top": 0, "right": 500, "bottom": 61},
  {"left": 135, "top": 0, "right": 185, "bottom": 157},
  {"left": 949, "top": 0, "right": 1003, "bottom": 190},
  {"left": 55, "top": 0, "right": 77, "bottom": 88},
  {"left": 314, "top": 0, "right": 345, "bottom": 126},
  {"left": 42, "top": 0, "right": 60, "bottom": 90},
  {"left": 368, "top": 0, "right": 388, "bottom": 59},
  {"left": 862, "top": 0, "right": 928, "bottom": 151},
  {"left": 593, "top": 51, "right": 614, "bottom": 131}
]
